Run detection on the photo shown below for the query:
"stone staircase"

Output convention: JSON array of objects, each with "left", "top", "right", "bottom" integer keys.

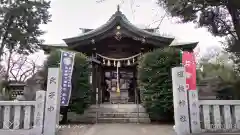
[{"left": 67, "top": 104, "right": 150, "bottom": 123}]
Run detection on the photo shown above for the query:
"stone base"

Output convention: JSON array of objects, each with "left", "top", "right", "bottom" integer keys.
[
  {"left": 110, "top": 90, "right": 129, "bottom": 104},
  {"left": 68, "top": 104, "right": 150, "bottom": 123}
]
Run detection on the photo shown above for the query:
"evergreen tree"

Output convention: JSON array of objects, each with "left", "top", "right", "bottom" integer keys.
[
  {"left": 0, "top": 0, "right": 51, "bottom": 58},
  {"left": 138, "top": 47, "right": 181, "bottom": 121},
  {"left": 41, "top": 49, "right": 90, "bottom": 123},
  {"left": 157, "top": 0, "right": 240, "bottom": 52}
]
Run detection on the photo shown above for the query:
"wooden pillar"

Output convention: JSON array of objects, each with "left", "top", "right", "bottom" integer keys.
[
  {"left": 99, "top": 65, "right": 103, "bottom": 103},
  {"left": 95, "top": 64, "right": 100, "bottom": 104},
  {"left": 91, "top": 63, "right": 97, "bottom": 104},
  {"left": 133, "top": 66, "right": 137, "bottom": 104},
  {"left": 134, "top": 65, "right": 140, "bottom": 103},
  {"left": 100, "top": 67, "right": 105, "bottom": 103}
]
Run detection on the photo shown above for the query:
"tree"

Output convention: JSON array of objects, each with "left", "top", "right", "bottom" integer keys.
[
  {"left": 6, "top": 53, "right": 42, "bottom": 82},
  {"left": 0, "top": 51, "right": 42, "bottom": 100},
  {"left": 0, "top": 64, "right": 6, "bottom": 77},
  {"left": 138, "top": 47, "right": 181, "bottom": 121},
  {"left": 0, "top": 0, "right": 51, "bottom": 60},
  {"left": 198, "top": 61, "right": 237, "bottom": 83},
  {"left": 157, "top": 0, "right": 240, "bottom": 52},
  {"left": 41, "top": 49, "right": 91, "bottom": 124},
  {"left": 0, "top": 64, "right": 6, "bottom": 100},
  {"left": 197, "top": 49, "right": 236, "bottom": 82},
  {"left": 197, "top": 51, "right": 240, "bottom": 99}
]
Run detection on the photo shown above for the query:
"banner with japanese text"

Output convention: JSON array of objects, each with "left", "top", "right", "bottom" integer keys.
[
  {"left": 60, "top": 50, "right": 75, "bottom": 106},
  {"left": 181, "top": 51, "right": 197, "bottom": 90}
]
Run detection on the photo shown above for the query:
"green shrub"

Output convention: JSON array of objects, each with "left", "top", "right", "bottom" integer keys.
[
  {"left": 42, "top": 49, "right": 91, "bottom": 114},
  {"left": 138, "top": 47, "right": 181, "bottom": 121}
]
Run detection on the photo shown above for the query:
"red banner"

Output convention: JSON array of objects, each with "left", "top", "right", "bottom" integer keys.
[{"left": 182, "top": 51, "right": 197, "bottom": 90}]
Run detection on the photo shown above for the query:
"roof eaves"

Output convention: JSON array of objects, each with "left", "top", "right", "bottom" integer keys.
[
  {"left": 40, "top": 43, "right": 68, "bottom": 47},
  {"left": 169, "top": 41, "right": 198, "bottom": 50},
  {"left": 120, "top": 16, "right": 174, "bottom": 41}
]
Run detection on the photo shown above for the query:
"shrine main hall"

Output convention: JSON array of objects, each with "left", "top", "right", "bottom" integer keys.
[{"left": 41, "top": 6, "right": 196, "bottom": 105}]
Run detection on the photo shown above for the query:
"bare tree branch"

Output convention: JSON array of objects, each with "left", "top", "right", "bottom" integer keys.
[
  {"left": 4, "top": 52, "right": 42, "bottom": 82},
  {"left": 19, "top": 68, "right": 33, "bottom": 82}
]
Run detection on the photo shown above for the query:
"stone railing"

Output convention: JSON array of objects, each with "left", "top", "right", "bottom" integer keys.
[
  {"left": 199, "top": 100, "right": 240, "bottom": 133},
  {"left": 172, "top": 67, "right": 240, "bottom": 135},
  {"left": 0, "top": 91, "right": 46, "bottom": 135}
]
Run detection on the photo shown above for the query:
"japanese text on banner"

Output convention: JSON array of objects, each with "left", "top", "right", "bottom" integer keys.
[
  {"left": 182, "top": 51, "right": 196, "bottom": 90},
  {"left": 60, "top": 51, "right": 75, "bottom": 106}
]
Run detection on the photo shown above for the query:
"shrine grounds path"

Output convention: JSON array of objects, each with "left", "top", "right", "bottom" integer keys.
[{"left": 57, "top": 123, "right": 175, "bottom": 135}]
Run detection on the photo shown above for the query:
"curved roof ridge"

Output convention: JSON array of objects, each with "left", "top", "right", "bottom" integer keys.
[
  {"left": 70, "top": 10, "right": 122, "bottom": 38},
  {"left": 63, "top": 10, "right": 174, "bottom": 46},
  {"left": 73, "top": 10, "right": 127, "bottom": 37}
]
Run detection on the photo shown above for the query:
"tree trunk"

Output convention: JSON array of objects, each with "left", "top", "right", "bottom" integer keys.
[
  {"left": 227, "top": 1, "right": 240, "bottom": 40},
  {"left": 5, "top": 49, "right": 13, "bottom": 81},
  {"left": 0, "top": 16, "right": 14, "bottom": 61}
]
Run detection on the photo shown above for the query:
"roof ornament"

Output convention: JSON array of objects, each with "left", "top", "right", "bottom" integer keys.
[
  {"left": 115, "top": 31, "right": 122, "bottom": 41},
  {"left": 141, "top": 38, "right": 146, "bottom": 43},
  {"left": 117, "top": 4, "right": 120, "bottom": 12},
  {"left": 91, "top": 39, "right": 95, "bottom": 44}
]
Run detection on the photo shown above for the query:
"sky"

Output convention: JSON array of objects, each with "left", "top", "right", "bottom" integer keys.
[{"left": 34, "top": 0, "right": 225, "bottom": 65}]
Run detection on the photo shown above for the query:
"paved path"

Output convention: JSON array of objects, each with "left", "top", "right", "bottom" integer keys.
[{"left": 57, "top": 123, "right": 175, "bottom": 135}]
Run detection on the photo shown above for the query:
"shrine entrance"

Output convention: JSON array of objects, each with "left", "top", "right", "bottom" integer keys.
[
  {"left": 40, "top": 5, "right": 197, "bottom": 124},
  {"left": 101, "top": 65, "right": 138, "bottom": 104},
  {"left": 55, "top": 7, "right": 177, "bottom": 107}
]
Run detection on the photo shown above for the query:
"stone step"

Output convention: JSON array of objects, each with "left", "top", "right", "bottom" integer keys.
[
  {"left": 83, "top": 112, "right": 149, "bottom": 118},
  {"left": 89, "top": 104, "right": 144, "bottom": 109},
  {"left": 96, "top": 118, "right": 150, "bottom": 123},
  {"left": 109, "top": 100, "right": 129, "bottom": 104},
  {"left": 84, "top": 108, "right": 147, "bottom": 113},
  {"left": 67, "top": 114, "right": 150, "bottom": 123},
  {"left": 85, "top": 105, "right": 147, "bottom": 113},
  {"left": 67, "top": 104, "right": 150, "bottom": 123},
  {"left": 68, "top": 117, "right": 151, "bottom": 123},
  {"left": 99, "top": 112, "right": 149, "bottom": 118},
  {"left": 68, "top": 117, "right": 96, "bottom": 123}
]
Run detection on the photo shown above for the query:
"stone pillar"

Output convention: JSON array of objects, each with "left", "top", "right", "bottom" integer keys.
[
  {"left": 34, "top": 90, "right": 46, "bottom": 134},
  {"left": 43, "top": 68, "right": 61, "bottom": 135},
  {"left": 188, "top": 89, "right": 201, "bottom": 133},
  {"left": 171, "top": 67, "right": 190, "bottom": 135}
]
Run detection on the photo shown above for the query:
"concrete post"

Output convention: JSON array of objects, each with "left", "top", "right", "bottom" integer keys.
[
  {"left": 171, "top": 67, "right": 190, "bottom": 135},
  {"left": 43, "top": 68, "right": 61, "bottom": 135}
]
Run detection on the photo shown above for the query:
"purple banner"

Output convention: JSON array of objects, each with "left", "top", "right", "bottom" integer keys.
[{"left": 60, "top": 50, "right": 75, "bottom": 106}]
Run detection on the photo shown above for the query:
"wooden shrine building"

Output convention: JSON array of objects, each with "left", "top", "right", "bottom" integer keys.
[{"left": 41, "top": 6, "right": 197, "bottom": 105}]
